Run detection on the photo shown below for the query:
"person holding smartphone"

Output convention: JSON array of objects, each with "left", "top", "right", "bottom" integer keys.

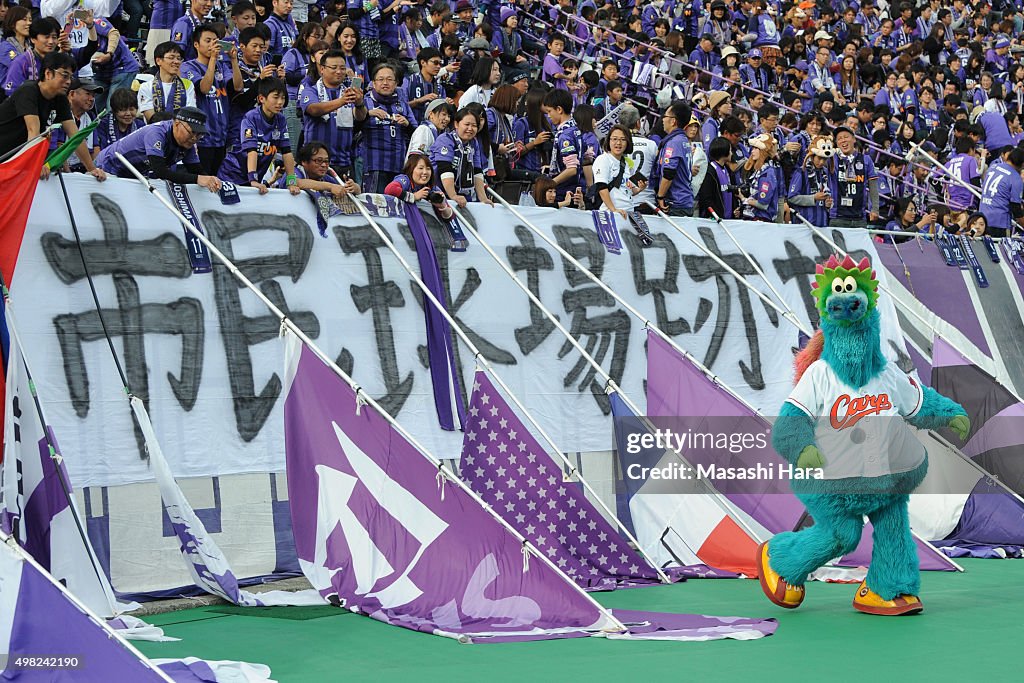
[
  {"left": 182, "top": 24, "right": 243, "bottom": 175},
  {"left": 299, "top": 48, "right": 366, "bottom": 178}
]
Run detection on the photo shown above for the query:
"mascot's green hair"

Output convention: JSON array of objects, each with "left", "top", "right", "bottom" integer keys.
[{"left": 810, "top": 254, "right": 879, "bottom": 318}]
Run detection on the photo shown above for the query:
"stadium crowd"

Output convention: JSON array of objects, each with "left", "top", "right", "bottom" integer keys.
[{"left": 1, "top": 0, "right": 1024, "bottom": 236}]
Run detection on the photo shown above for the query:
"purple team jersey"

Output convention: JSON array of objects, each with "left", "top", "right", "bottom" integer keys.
[
  {"left": 181, "top": 58, "right": 233, "bottom": 148},
  {"left": 219, "top": 107, "right": 292, "bottom": 183},
  {"left": 95, "top": 120, "right": 201, "bottom": 177}
]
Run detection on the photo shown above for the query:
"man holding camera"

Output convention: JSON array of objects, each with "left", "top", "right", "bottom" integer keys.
[{"left": 299, "top": 49, "right": 367, "bottom": 180}]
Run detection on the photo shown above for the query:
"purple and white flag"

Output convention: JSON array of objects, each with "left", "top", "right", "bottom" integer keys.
[
  {"left": 0, "top": 531, "right": 275, "bottom": 682},
  {"left": 129, "top": 396, "right": 323, "bottom": 608},
  {"left": 283, "top": 335, "right": 778, "bottom": 642},
  {"left": 283, "top": 335, "right": 621, "bottom": 642},
  {"left": 460, "top": 370, "right": 662, "bottom": 590},
  {"left": 0, "top": 535, "right": 172, "bottom": 681},
  {"left": 0, "top": 307, "right": 119, "bottom": 619}
]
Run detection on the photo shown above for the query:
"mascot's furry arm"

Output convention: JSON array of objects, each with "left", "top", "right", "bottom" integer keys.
[
  {"left": 772, "top": 403, "right": 817, "bottom": 466},
  {"left": 908, "top": 387, "right": 969, "bottom": 437}
]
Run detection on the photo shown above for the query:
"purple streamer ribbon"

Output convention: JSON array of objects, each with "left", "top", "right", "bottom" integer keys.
[{"left": 404, "top": 203, "right": 467, "bottom": 431}]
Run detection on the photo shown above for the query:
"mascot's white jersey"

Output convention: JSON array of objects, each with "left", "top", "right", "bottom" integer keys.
[{"left": 785, "top": 360, "right": 925, "bottom": 480}]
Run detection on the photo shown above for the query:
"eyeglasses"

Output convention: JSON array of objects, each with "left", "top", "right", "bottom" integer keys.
[
  {"left": 374, "top": 76, "right": 396, "bottom": 83},
  {"left": 321, "top": 63, "right": 344, "bottom": 71},
  {"left": 53, "top": 69, "right": 73, "bottom": 81},
  {"left": 428, "top": 59, "right": 442, "bottom": 65},
  {"left": 662, "top": 114, "right": 675, "bottom": 120},
  {"left": 310, "top": 157, "right": 330, "bottom": 165}
]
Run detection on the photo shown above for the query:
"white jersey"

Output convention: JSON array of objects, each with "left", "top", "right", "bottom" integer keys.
[
  {"left": 785, "top": 360, "right": 925, "bottom": 480},
  {"left": 627, "top": 135, "right": 659, "bottom": 207},
  {"left": 592, "top": 152, "right": 633, "bottom": 211},
  {"left": 690, "top": 141, "right": 708, "bottom": 197}
]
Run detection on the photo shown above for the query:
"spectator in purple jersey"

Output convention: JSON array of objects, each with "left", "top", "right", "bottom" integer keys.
[
  {"left": 542, "top": 34, "right": 568, "bottom": 91},
  {"left": 299, "top": 48, "right": 367, "bottom": 177},
  {"left": 219, "top": 78, "right": 301, "bottom": 195},
  {"left": 264, "top": 0, "right": 298, "bottom": 57},
  {"left": 228, "top": 27, "right": 278, "bottom": 153},
  {"left": 148, "top": 0, "right": 185, "bottom": 66},
  {"left": 542, "top": 88, "right": 584, "bottom": 198},
  {"left": 405, "top": 47, "right": 448, "bottom": 123},
  {"left": 171, "top": 0, "right": 212, "bottom": 62},
  {"left": 945, "top": 137, "right": 986, "bottom": 212},
  {"left": 95, "top": 107, "right": 221, "bottom": 192},
  {"left": 361, "top": 62, "right": 416, "bottom": 193},
  {"left": 346, "top": 0, "right": 383, "bottom": 62},
  {"left": 226, "top": 2, "right": 259, "bottom": 46},
  {"left": 182, "top": 24, "right": 243, "bottom": 175},
  {"left": 3, "top": 17, "right": 59, "bottom": 97},
  {"left": 95, "top": 87, "right": 142, "bottom": 152},
  {"left": 88, "top": 17, "right": 138, "bottom": 112}
]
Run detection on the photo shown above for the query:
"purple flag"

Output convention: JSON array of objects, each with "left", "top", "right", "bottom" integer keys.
[
  {"left": 460, "top": 371, "right": 661, "bottom": 590},
  {"left": 283, "top": 337, "right": 777, "bottom": 642},
  {"left": 0, "top": 538, "right": 167, "bottom": 681},
  {"left": 283, "top": 337, "right": 621, "bottom": 642},
  {"left": 645, "top": 330, "right": 958, "bottom": 572}
]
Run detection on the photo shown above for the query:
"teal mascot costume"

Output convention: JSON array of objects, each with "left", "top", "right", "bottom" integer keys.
[{"left": 758, "top": 255, "right": 970, "bottom": 615}]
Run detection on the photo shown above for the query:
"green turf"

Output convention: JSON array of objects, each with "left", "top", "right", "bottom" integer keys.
[{"left": 136, "top": 559, "right": 1023, "bottom": 682}]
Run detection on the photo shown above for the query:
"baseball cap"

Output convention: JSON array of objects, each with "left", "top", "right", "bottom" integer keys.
[
  {"left": 794, "top": 59, "right": 809, "bottom": 72},
  {"left": 175, "top": 106, "right": 208, "bottom": 134},
  {"left": 814, "top": 30, "right": 833, "bottom": 41},
  {"left": 70, "top": 76, "right": 104, "bottom": 93},
  {"left": 749, "top": 48, "right": 763, "bottom": 59}
]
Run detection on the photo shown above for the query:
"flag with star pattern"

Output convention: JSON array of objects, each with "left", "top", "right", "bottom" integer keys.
[{"left": 460, "top": 370, "right": 661, "bottom": 590}]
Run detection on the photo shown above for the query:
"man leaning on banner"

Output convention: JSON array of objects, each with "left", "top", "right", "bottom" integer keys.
[{"left": 0, "top": 51, "right": 106, "bottom": 182}]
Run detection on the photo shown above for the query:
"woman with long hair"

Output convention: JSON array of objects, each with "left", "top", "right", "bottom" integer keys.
[
  {"left": 833, "top": 55, "right": 859, "bottom": 102},
  {"left": 485, "top": 84, "right": 520, "bottom": 181},
  {"left": 337, "top": 22, "right": 369, "bottom": 87},
  {"left": 461, "top": 56, "right": 501, "bottom": 107},
  {"left": 512, "top": 88, "right": 552, "bottom": 176},
  {"left": 0, "top": 6, "right": 29, "bottom": 85}
]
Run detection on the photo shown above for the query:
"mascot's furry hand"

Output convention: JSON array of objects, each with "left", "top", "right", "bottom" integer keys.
[
  {"left": 796, "top": 445, "right": 825, "bottom": 469},
  {"left": 948, "top": 415, "right": 971, "bottom": 441}
]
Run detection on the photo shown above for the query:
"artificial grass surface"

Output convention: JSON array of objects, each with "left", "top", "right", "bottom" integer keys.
[{"left": 136, "top": 559, "right": 1023, "bottom": 682}]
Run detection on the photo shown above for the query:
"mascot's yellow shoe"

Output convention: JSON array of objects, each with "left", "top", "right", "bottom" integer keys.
[
  {"left": 852, "top": 581, "right": 923, "bottom": 616},
  {"left": 757, "top": 541, "right": 804, "bottom": 609}
]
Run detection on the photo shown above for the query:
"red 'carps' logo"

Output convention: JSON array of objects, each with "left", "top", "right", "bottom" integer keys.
[{"left": 830, "top": 393, "right": 892, "bottom": 430}]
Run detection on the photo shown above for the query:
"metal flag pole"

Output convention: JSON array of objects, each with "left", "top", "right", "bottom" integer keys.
[
  {"left": 114, "top": 154, "right": 629, "bottom": 634},
  {"left": 706, "top": 207, "right": 813, "bottom": 334},
  {"left": 351, "top": 199, "right": 671, "bottom": 584},
  {"left": 642, "top": 201, "right": 813, "bottom": 337},
  {"left": 0, "top": 531, "right": 177, "bottom": 682}
]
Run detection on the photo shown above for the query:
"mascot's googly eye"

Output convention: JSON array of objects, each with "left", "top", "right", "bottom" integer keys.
[
  {"left": 831, "top": 277, "right": 844, "bottom": 294},
  {"left": 843, "top": 276, "right": 857, "bottom": 292}
]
